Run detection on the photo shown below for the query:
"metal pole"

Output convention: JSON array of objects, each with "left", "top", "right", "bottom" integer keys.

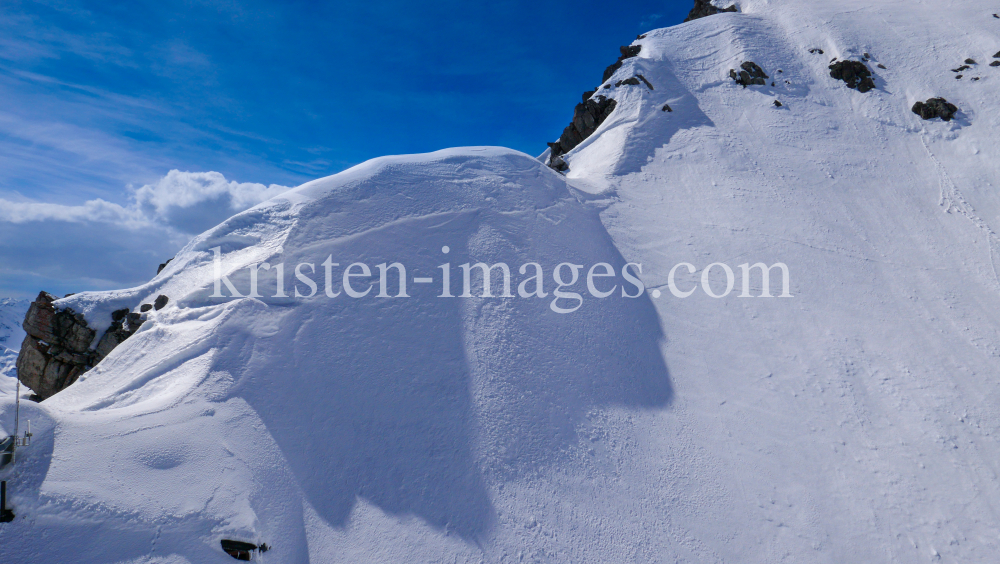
[
  {"left": 11, "top": 378, "right": 19, "bottom": 464},
  {"left": 0, "top": 480, "right": 12, "bottom": 523}
]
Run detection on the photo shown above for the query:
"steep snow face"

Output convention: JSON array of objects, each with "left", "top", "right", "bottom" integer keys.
[
  {"left": 558, "top": 0, "right": 1000, "bottom": 562},
  {"left": 5, "top": 1, "right": 1000, "bottom": 562},
  {"left": 0, "top": 148, "right": 671, "bottom": 562}
]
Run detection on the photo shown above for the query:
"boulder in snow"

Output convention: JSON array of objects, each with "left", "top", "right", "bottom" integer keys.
[
  {"left": 829, "top": 60, "right": 876, "bottom": 92},
  {"left": 730, "top": 61, "right": 769, "bottom": 87},
  {"left": 911, "top": 98, "right": 958, "bottom": 121}
]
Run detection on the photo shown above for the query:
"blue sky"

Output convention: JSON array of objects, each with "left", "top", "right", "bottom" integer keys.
[{"left": 0, "top": 0, "right": 691, "bottom": 297}]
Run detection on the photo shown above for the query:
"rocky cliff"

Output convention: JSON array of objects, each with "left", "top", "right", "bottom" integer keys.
[{"left": 15, "top": 292, "right": 151, "bottom": 399}]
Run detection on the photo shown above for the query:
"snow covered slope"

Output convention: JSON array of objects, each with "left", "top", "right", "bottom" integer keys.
[
  {"left": 4, "top": 0, "right": 1000, "bottom": 562},
  {"left": 0, "top": 298, "right": 27, "bottom": 352},
  {"left": 0, "top": 298, "right": 28, "bottom": 396}
]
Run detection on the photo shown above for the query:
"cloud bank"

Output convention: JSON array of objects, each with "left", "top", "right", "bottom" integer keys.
[{"left": 0, "top": 171, "right": 292, "bottom": 297}]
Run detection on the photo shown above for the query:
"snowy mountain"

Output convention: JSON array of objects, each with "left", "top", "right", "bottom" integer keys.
[
  {"left": 4, "top": 0, "right": 1000, "bottom": 562},
  {"left": 0, "top": 298, "right": 28, "bottom": 352},
  {"left": 0, "top": 298, "right": 28, "bottom": 396}
]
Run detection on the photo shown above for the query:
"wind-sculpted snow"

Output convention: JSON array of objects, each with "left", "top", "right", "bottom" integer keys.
[
  {"left": 7, "top": 0, "right": 1000, "bottom": 562},
  {"left": 0, "top": 148, "right": 671, "bottom": 562}
]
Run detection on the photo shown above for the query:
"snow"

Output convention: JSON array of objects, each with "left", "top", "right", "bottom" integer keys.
[
  {"left": 0, "top": 298, "right": 28, "bottom": 398},
  {"left": 4, "top": 0, "right": 1000, "bottom": 562},
  {"left": 0, "top": 298, "right": 28, "bottom": 352}
]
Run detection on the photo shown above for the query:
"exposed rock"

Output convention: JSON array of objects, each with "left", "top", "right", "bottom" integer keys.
[
  {"left": 154, "top": 295, "right": 169, "bottom": 311},
  {"left": 547, "top": 95, "right": 618, "bottom": 171},
  {"left": 994, "top": 51, "right": 1000, "bottom": 58},
  {"left": 972, "top": 77, "right": 980, "bottom": 81},
  {"left": 809, "top": 48, "right": 825, "bottom": 54},
  {"left": 877, "top": 63, "right": 887, "bottom": 69},
  {"left": 684, "top": 0, "right": 738, "bottom": 22},
  {"left": 774, "top": 100, "right": 783, "bottom": 107},
  {"left": 912, "top": 98, "right": 958, "bottom": 121},
  {"left": 16, "top": 292, "right": 96, "bottom": 399},
  {"left": 991, "top": 61, "right": 1000, "bottom": 67},
  {"left": 829, "top": 60, "right": 875, "bottom": 92},
  {"left": 95, "top": 311, "right": 144, "bottom": 362},
  {"left": 637, "top": 33, "right": 647, "bottom": 40},
  {"left": 157, "top": 258, "right": 173, "bottom": 275},
  {"left": 952, "top": 65, "right": 970, "bottom": 72},
  {"left": 729, "top": 61, "right": 768, "bottom": 87},
  {"left": 602, "top": 45, "right": 642, "bottom": 83},
  {"left": 16, "top": 292, "right": 145, "bottom": 399},
  {"left": 614, "top": 75, "right": 655, "bottom": 90},
  {"left": 956, "top": 74, "right": 963, "bottom": 79},
  {"left": 140, "top": 304, "right": 153, "bottom": 313},
  {"left": 662, "top": 104, "right": 673, "bottom": 112},
  {"left": 964, "top": 58, "right": 977, "bottom": 65}
]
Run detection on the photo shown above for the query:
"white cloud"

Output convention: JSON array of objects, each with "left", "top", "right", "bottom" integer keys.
[
  {"left": 0, "top": 170, "right": 291, "bottom": 234},
  {"left": 0, "top": 197, "right": 139, "bottom": 225},
  {"left": 131, "top": 170, "right": 291, "bottom": 233},
  {"left": 0, "top": 170, "right": 293, "bottom": 297}
]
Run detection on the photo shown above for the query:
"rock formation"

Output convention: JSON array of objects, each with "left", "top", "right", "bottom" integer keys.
[
  {"left": 157, "top": 258, "right": 173, "bottom": 274},
  {"left": 602, "top": 45, "right": 642, "bottom": 83},
  {"left": 729, "top": 61, "right": 769, "bottom": 87},
  {"left": 16, "top": 291, "right": 145, "bottom": 399},
  {"left": 547, "top": 94, "right": 618, "bottom": 171},
  {"left": 829, "top": 60, "right": 876, "bottom": 92},
  {"left": 684, "top": 0, "right": 738, "bottom": 22},
  {"left": 912, "top": 98, "right": 958, "bottom": 121},
  {"left": 94, "top": 309, "right": 144, "bottom": 363},
  {"left": 16, "top": 292, "right": 96, "bottom": 399}
]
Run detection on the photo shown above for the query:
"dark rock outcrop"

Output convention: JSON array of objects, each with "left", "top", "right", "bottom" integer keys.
[
  {"left": 16, "top": 292, "right": 145, "bottom": 399},
  {"left": 547, "top": 95, "right": 618, "bottom": 171},
  {"left": 95, "top": 310, "right": 144, "bottom": 362},
  {"left": 912, "top": 98, "right": 958, "bottom": 121},
  {"left": 729, "top": 61, "right": 768, "bottom": 87},
  {"left": 17, "top": 292, "right": 96, "bottom": 399},
  {"left": 829, "top": 60, "right": 875, "bottom": 92},
  {"left": 684, "top": 0, "right": 738, "bottom": 22},
  {"left": 154, "top": 295, "right": 169, "bottom": 311},
  {"left": 991, "top": 61, "right": 1000, "bottom": 67},
  {"left": 809, "top": 48, "right": 825, "bottom": 54},
  {"left": 964, "top": 58, "right": 977, "bottom": 65},
  {"left": 662, "top": 104, "right": 673, "bottom": 112},
  {"left": 614, "top": 74, "right": 656, "bottom": 90},
  {"left": 157, "top": 258, "right": 173, "bottom": 275},
  {"left": 602, "top": 45, "right": 642, "bottom": 83}
]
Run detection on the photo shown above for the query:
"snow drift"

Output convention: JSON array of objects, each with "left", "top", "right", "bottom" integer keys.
[{"left": 6, "top": 0, "right": 1000, "bottom": 562}]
